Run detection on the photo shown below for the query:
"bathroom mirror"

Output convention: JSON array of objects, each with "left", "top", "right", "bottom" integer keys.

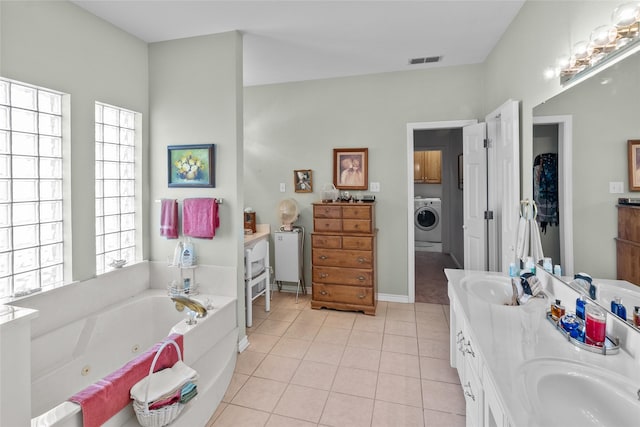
[{"left": 533, "top": 49, "right": 640, "bottom": 328}]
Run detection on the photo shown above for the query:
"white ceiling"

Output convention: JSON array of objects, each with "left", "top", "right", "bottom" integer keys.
[{"left": 72, "top": 1, "right": 525, "bottom": 86}]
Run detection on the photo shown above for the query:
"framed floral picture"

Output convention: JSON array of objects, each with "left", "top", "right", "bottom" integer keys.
[
  {"left": 629, "top": 140, "right": 640, "bottom": 191},
  {"left": 333, "top": 148, "right": 368, "bottom": 190},
  {"left": 294, "top": 169, "right": 313, "bottom": 193},
  {"left": 168, "top": 144, "right": 215, "bottom": 187}
]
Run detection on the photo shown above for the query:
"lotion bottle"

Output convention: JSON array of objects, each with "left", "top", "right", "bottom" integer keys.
[{"left": 181, "top": 238, "right": 195, "bottom": 267}]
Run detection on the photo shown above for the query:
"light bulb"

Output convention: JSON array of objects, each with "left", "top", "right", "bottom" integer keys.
[
  {"left": 590, "top": 25, "right": 618, "bottom": 47},
  {"left": 612, "top": 2, "right": 640, "bottom": 27},
  {"left": 572, "top": 41, "right": 593, "bottom": 60}
]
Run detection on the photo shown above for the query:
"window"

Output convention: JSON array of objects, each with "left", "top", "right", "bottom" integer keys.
[
  {"left": 0, "top": 78, "right": 65, "bottom": 298},
  {"left": 95, "top": 103, "right": 138, "bottom": 273}
]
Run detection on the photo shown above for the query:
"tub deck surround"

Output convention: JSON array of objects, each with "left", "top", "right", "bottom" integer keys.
[
  {"left": 28, "top": 290, "right": 238, "bottom": 427},
  {"left": 446, "top": 269, "right": 640, "bottom": 427}
]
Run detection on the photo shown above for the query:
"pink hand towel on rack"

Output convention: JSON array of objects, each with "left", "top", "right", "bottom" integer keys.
[
  {"left": 183, "top": 198, "right": 219, "bottom": 239},
  {"left": 160, "top": 199, "right": 179, "bottom": 239},
  {"left": 69, "top": 334, "right": 183, "bottom": 427}
]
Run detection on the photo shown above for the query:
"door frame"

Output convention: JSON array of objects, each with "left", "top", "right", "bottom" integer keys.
[
  {"left": 532, "top": 115, "right": 574, "bottom": 276},
  {"left": 406, "top": 120, "right": 477, "bottom": 303}
]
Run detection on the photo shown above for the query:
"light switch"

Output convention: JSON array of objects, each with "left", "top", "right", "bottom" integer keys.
[
  {"left": 370, "top": 182, "right": 380, "bottom": 192},
  {"left": 609, "top": 181, "right": 624, "bottom": 193},
  {"left": 279, "top": 183, "right": 286, "bottom": 192}
]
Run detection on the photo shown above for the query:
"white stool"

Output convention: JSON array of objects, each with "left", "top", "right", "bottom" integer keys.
[{"left": 245, "top": 239, "right": 270, "bottom": 327}]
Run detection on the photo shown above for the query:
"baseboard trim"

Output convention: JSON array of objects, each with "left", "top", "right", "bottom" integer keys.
[
  {"left": 377, "top": 293, "right": 410, "bottom": 303},
  {"left": 238, "top": 335, "right": 250, "bottom": 353}
]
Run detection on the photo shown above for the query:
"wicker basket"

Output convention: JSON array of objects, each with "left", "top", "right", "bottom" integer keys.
[
  {"left": 321, "top": 183, "right": 339, "bottom": 202},
  {"left": 132, "top": 339, "right": 185, "bottom": 427}
]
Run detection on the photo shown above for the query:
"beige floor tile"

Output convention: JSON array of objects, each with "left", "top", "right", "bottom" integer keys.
[
  {"left": 421, "top": 380, "right": 466, "bottom": 415},
  {"left": 385, "top": 319, "right": 418, "bottom": 337},
  {"left": 254, "top": 319, "right": 292, "bottom": 337},
  {"left": 376, "top": 372, "right": 423, "bottom": 408},
  {"left": 372, "top": 400, "right": 425, "bottom": 427},
  {"left": 273, "top": 384, "right": 330, "bottom": 423},
  {"left": 375, "top": 302, "right": 388, "bottom": 317},
  {"left": 320, "top": 392, "right": 374, "bottom": 427},
  {"left": 347, "top": 330, "right": 384, "bottom": 350},
  {"left": 353, "top": 315, "right": 386, "bottom": 333},
  {"left": 252, "top": 307, "right": 270, "bottom": 319},
  {"left": 268, "top": 308, "right": 302, "bottom": 322},
  {"left": 442, "top": 305, "right": 451, "bottom": 327},
  {"left": 382, "top": 334, "right": 419, "bottom": 355},
  {"left": 207, "top": 401, "right": 227, "bottom": 426},
  {"left": 247, "top": 333, "right": 281, "bottom": 353},
  {"left": 387, "top": 308, "right": 417, "bottom": 322},
  {"left": 340, "top": 346, "right": 381, "bottom": 371},
  {"left": 235, "top": 350, "right": 267, "bottom": 375},
  {"left": 270, "top": 337, "right": 312, "bottom": 359},
  {"left": 265, "top": 414, "right": 318, "bottom": 427},
  {"left": 415, "top": 309, "right": 448, "bottom": 325},
  {"left": 211, "top": 404, "right": 270, "bottom": 427},
  {"left": 424, "top": 409, "right": 466, "bottom": 427},
  {"left": 314, "top": 325, "right": 351, "bottom": 345},
  {"left": 283, "top": 322, "right": 321, "bottom": 341},
  {"left": 416, "top": 323, "right": 450, "bottom": 342},
  {"left": 290, "top": 360, "right": 338, "bottom": 390},
  {"left": 418, "top": 338, "right": 450, "bottom": 360},
  {"left": 332, "top": 366, "right": 378, "bottom": 398},
  {"left": 386, "top": 301, "right": 414, "bottom": 311},
  {"left": 323, "top": 311, "right": 356, "bottom": 329},
  {"left": 222, "top": 372, "right": 250, "bottom": 402},
  {"left": 414, "top": 302, "right": 446, "bottom": 314},
  {"left": 295, "top": 309, "right": 329, "bottom": 325},
  {"left": 247, "top": 316, "right": 266, "bottom": 332},
  {"left": 304, "top": 341, "right": 345, "bottom": 365},
  {"left": 420, "top": 356, "right": 460, "bottom": 384},
  {"left": 253, "top": 354, "right": 301, "bottom": 383},
  {"left": 379, "top": 351, "right": 421, "bottom": 378},
  {"left": 230, "top": 376, "right": 287, "bottom": 412}
]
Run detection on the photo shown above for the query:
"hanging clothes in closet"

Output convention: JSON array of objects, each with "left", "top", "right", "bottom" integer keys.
[{"left": 533, "top": 153, "right": 558, "bottom": 233}]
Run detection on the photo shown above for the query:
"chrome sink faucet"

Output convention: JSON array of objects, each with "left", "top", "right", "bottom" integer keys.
[{"left": 171, "top": 295, "right": 208, "bottom": 320}]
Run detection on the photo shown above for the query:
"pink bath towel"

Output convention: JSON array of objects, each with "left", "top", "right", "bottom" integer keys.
[
  {"left": 69, "top": 333, "right": 183, "bottom": 427},
  {"left": 182, "top": 198, "right": 219, "bottom": 239},
  {"left": 160, "top": 199, "right": 179, "bottom": 239}
]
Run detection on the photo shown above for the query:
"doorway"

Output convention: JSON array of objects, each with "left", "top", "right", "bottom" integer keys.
[{"left": 406, "top": 120, "right": 476, "bottom": 304}]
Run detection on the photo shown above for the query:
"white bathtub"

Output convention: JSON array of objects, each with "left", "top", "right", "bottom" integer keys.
[{"left": 30, "top": 289, "right": 238, "bottom": 427}]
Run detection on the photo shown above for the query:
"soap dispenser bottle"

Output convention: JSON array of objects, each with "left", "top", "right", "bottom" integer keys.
[
  {"left": 576, "top": 295, "right": 587, "bottom": 320},
  {"left": 611, "top": 297, "right": 627, "bottom": 320}
]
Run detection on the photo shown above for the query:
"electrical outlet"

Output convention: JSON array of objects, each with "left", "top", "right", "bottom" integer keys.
[
  {"left": 370, "top": 182, "right": 380, "bottom": 192},
  {"left": 279, "top": 183, "right": 286, "bottom": 192},
  {"left": 609, "top": 181, "right": 624, "bottom": 193}
]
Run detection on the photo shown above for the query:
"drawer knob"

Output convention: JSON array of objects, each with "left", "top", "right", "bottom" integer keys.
[
  {"left": 320, "top": 273, "right": 328, "bottom": 279},
  {"left": 320, "top": 290, "right": 328, "bottom": 296},
  {"left": 357, "top": 257, "right": 366, "bottom": 263},
  {"left": 357, "top": 294, "right": 366, "bottom": 299},
  {"left": 320, "top": 255, "right": 328, "bottom": 260},
  {"left": 357, "top": 275, "right": 365, "bottom": 281}
]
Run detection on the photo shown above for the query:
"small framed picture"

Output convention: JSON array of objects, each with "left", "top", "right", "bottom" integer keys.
[
  {"left": 629, "top": 140, "right": 640, "bottom": 191},
  {"left": 168, "top": 144, "right": 215, "bottom": 188},
  {"left": 294, "top": 169, "right": 313, "bottom": 193},
  {"left": 333, "top": 148, "right": 368, "bottom": 190}
]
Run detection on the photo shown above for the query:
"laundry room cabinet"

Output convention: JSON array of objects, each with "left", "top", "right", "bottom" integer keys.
[
  {"left": 311, "top": 202, "right": 377, "bottom": 315},
  {"left": 414, "top": 150, "right": 442, "bottom": 184}
]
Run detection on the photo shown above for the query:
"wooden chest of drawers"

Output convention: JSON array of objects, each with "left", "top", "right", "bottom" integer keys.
[{"left": 311, "top": 202, "right": 376, "bottom": 315}]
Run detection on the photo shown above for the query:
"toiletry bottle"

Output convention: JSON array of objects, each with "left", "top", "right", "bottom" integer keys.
[
  {"left": 181, "top": 238, "right": 195, "bottom": 267},
  {"left": 183, "top": 278, "right": 191, "bottom": 294},
  {"left": 525, "top": 257, "right": 535, "bottom": 274},
  {"left": 543, "top": 257, "right": 552, "bottom": 273},
  {"left": 634, "top": 306, "right": 640, "bottom": 327},
  {"left": 551, "top": 299, "right": 565, "bottom": 321},
  {"left": 553, "top": 265, "right": 562, "bottom": 276},
  {"left": 576, "top": 295, "right": 587, "bottom": 320},
  {"left": 172, "top": 240, "right": 183, "bottom": 266},
  {"left": 509, "top": 262, "right": 518, "bottom": 277},
  {"left": 611, "top": 297, "right": 620, "bottom": 316},
  {"left": 614, "top": 297, "right": 627, "bottom": 320}
]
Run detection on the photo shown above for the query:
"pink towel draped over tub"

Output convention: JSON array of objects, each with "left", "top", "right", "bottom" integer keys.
[
  {"left": 69, "top": 333, "right": 184, "bottom": 427},
  {"left": 160, "top": 199, "right": 179, "bottom": 239},
  {"left": 182, "top": 198, "right": 219, "bottom": 239}
]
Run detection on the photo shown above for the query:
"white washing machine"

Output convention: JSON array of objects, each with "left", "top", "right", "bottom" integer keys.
[{"left": 414, "top": 197, "right": 442, "bottom": 251}]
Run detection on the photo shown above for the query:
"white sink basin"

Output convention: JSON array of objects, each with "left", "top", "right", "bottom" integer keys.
[
  {"left": 460, "top": 275, "right": 515, "bottom": 306},
  {"left": 518, "top": 358, "right": 640, "bottom": 426}
]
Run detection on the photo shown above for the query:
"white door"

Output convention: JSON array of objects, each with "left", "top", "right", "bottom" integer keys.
[
  {"left": 487, "top": 100, "right": 520, "bottom": 273},
  {"left": 463, "top": 123, "right": 487, "bottom": 270}
]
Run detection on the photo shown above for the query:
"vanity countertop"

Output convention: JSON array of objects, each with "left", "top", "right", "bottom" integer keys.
[
  {"left": 244, "top": 224, "right": 270, "bottom": 246},
  {"left": 445, "top": 268, "right": 640, "bottom": 427}
]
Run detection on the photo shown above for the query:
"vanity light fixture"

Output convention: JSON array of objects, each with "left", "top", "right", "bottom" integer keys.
[{"left": 549, "top": 2, "right": 640, "bottom": 85}]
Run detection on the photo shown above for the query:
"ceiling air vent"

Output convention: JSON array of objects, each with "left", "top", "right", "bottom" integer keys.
[{"left": 409, "top": 56, "right": 441, "bottom": 65}]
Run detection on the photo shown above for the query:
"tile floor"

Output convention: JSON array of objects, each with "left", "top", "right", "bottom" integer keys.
[{"left": 207, "top": 291, "right": 466, "bottom": 427}]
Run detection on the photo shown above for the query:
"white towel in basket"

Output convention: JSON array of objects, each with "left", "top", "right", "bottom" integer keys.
[{"left": 130, "top": 361, "right": 198, "bottom": 404}]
